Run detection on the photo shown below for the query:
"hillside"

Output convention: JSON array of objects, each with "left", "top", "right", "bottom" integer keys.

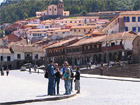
[{"left": 0, "top": 0, "right": 139, "bottom": 25}]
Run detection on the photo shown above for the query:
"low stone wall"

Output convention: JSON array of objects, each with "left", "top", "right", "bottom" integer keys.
[{"left": 81, "top": 64, "right": 140, "bottom": 78}]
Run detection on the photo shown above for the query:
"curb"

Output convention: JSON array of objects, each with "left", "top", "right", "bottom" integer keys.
[
  {"left": 0, "top": 93, "right": 77, "bottom": 105},
  {"left": 81, "top": 75, "right": 140, "bottom": 82}
]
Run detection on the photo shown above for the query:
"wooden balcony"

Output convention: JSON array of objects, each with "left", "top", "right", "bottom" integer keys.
[
  {"left": 47, "top": 52, "right": 65, "bottom": 57},
  {"left": 102, "top": 45, "right": 124, "bottom": 51},
  {"left": 82, "top": 48, "right": 101, "bottom": 54}
]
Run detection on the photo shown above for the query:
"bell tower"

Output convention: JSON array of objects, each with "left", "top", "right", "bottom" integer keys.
[{"left": 57, "top": 0, "right": 64, "bottom": 16}]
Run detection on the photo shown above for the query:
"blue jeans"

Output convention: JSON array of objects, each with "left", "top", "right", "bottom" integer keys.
[
  {"left": 55, "top": 78, "right": 60, "bottom": 95},
  {"left": 48, "top": 78, "right": 55, "bottom": 95},
  {"left": 64, "top": 79, "right": 71, "bottom": 95}
]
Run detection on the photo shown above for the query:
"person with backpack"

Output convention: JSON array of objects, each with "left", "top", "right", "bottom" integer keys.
[{"left": 47, "top": 61, "right": 55, "bottom": 95}]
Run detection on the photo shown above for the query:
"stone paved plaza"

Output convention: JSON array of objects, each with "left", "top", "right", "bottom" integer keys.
[{"left": 0, "top": 70, "right": 140, "bottom": 105}]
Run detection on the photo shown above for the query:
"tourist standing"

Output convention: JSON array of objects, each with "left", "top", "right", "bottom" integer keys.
[
  {"left": 75, "top": 66, "right": 80, "bottom": 94},
  {"left": 54, "top": 63, "right": 61, "bottom": 95},
  {"left": 47, "top": 61, "right": 55, "bottom": 95},
  {"left": 63, "top": 62, "right": 71, "bottom": 95},
  {"left": 61, "top": 61, "right": 73, "bottom": 92}
]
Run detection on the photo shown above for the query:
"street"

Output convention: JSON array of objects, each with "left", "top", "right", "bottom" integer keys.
[{"left": 0, "top": 70, "right": 140, "bottom": 105}]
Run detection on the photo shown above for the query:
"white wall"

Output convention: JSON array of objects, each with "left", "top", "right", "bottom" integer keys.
[
  {"left": 14, "top": 52, "right": 25, "bottom": 60},
  {"left": 0, "top": 53, "right": 14, "bottom": 62},
  {"left": 123, "top": 39, "right": 133, "bottom": 50}
]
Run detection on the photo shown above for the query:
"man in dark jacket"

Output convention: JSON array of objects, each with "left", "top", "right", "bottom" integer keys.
[{"left": 47, "top": 61, "right": 55, "bottom": 95}]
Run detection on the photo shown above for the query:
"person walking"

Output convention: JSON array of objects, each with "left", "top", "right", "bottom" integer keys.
[
  {"left": 62, "top": 62, "right": 71, "bottom": 95},
  {"left": 34, "top": 65, "right": 37, "bottom": 72},
  {"left": 29, "top": 64, "right": 31, "bottom": 74},
  {"left": 75, "top": 66, "right": 80, "bottom": 94},
  {"left": 100, "top": 62, "right": 104, "bottom": 75},
  {"left": 6, "top": 65, "right": 9, "bottom": 76},
  {"left": 54, "top": 63, "right": 62, "bottom": 95},
  {"left": 47, "top": 61, "right": 55, "bottom": 95}
]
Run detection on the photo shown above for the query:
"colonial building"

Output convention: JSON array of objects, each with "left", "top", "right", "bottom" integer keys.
[
  {"left": 0, "top": 45, "right": 44, "bottom": 69},
  {"left": 45, "top": 38, "right": 79, "bottom": 65},
  {"left": 45, "top": 31, "right": 137, "bottom": 66},
  {"left": 102, "top": 11, "right": 140, "bottom": 34},
  {"left": 100, "top": 31, "right": 137, "bottom": 62},
  {"left": 36, "top": 0, "right": 70, "bottom": 18},
  {"left": 10, "top": 45, "right": 44, "bottom": 69},
  {"left": 70, "top": 26, "right": 96, "bottom": 36},
  {"left": 0, "top": 47, "right": 14, "bottom": 69}
]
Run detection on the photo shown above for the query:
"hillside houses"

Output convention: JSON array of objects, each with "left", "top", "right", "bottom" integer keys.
[
  {"left": 1, "top": 9, "right": 140, "bottom": 69},
  {"left": 102, "top": 11, "right": 140, "bottom": 34}
]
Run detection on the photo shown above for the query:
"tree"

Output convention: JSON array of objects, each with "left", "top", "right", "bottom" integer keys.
[{"left": 133, "top": 0, "right": 140, "bottom": 10}]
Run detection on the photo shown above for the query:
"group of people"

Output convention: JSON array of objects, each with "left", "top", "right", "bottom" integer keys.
[{"left": 46, "top": 61, "right": 80, "bottom": 95}]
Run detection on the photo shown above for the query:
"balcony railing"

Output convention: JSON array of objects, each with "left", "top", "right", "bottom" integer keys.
[{"left": 102, "top": 45, "right": 124, "bottom": 51}]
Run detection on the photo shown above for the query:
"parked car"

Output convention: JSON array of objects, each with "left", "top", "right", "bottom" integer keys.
[{"left": 20, "top": 63, "right": 32, "bottom": 71}]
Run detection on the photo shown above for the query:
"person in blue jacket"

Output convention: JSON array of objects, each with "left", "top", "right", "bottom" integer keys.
[{"left": 47, "top": 61, "right": 55, "bottom": 95}]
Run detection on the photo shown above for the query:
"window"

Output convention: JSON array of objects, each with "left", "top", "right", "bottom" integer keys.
[
  {"left": 132, "top": 17, "right": 136, "bottom": 22},
  {"left": 84, "top": 29, "right": 86, "bottom": 32},
  {"left": 111, "top": 43, "right": 115, "bottom": 46},
  {"left": 88, "top": 46, "right": 90, "bottom": 49},
  {"left": 123, "top": 16, "right": 126, "bottom": 22},
  {"left": 74, "top": 29, "right": 76, "bottom": 32},
  {"left": 126, "top": 17, "right": 130, "bottom": 22},
  {"left": 50, "top": 9, "right": 51, "bottom": 11},
  {"left": 138, "top": 17, "right": 140, "bottom": 22},
  {"left": 138, "top": 27, "right": 140, "bottom": 32},
  {"left": 1, "top": 56, "right": 3, "bottom": 61},
  {"left": 55, "top": 8, "right": 56, "bottom": 11},
  {"left": 79, "top": 30, "right": 80, "bottom": 32},
  {"left": 62, "top": 32, "right": 65, "bottom": 34},
  {"left": 7, "top": 56, "right": 11, "bottom": 61},
  {"left": 35, "top": 54, "right": 38, "bottom": 59},
  {"left": 17, "top": 54, "right": 21, "bottom": 59},
  {"left": 132, "top": 27, "right": 136, "bottom": 32},
  {"left": 70, "top": 21, "right": 72, "bottom": 23},
  {"left": 125, "top": 27, "right": 128, "bottom": 31}
]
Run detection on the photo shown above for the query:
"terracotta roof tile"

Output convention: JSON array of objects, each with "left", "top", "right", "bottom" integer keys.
[{"left": 68, "top": 36, "right": 105, "bottom": 47}]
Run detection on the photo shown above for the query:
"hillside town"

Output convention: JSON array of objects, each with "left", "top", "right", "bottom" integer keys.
[{"left": 0, "top": 0, "right": 140, "bottom": 70}]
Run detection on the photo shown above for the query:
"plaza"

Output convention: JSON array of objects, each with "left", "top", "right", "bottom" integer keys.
[{"left": 0, "top": 70, "right": 140, "bottom": 105}]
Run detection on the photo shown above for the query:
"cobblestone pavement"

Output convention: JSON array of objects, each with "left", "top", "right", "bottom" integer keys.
[{"left": 1, "top": 70, "right": 140, "bottom": 105}]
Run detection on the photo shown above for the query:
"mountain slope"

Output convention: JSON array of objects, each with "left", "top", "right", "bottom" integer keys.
[{"left": 0, "top": 0, "right": 138, "bottom": 24}]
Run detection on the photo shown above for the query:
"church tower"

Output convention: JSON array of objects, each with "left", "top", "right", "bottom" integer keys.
[{"left": 57, "top": 0, "right": 64, "bottom": 16}]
